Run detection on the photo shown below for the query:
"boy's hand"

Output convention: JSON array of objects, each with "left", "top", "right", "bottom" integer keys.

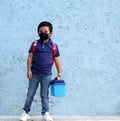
[
  {"left": 55, "top": 73, "right": 62, "bottom": 80},
  {"left": 58, "top": 72, "right": 62, "bottom": 78},
  {"left": 27, "top": 70, "right": 32, "bottom": 79}
]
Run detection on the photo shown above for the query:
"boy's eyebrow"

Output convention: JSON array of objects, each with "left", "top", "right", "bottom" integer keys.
[{"left": 39, "top": 30, "right": 49, "bottom": 32}]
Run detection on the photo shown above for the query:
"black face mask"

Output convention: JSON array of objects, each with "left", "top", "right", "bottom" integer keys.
[{"left": 39, "top": 33, "right": 49, "bottom": 41}]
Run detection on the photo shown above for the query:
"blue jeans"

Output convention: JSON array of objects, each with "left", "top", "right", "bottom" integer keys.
[{"left": 23, "top": 74, "right": 51, "bottom": 115}]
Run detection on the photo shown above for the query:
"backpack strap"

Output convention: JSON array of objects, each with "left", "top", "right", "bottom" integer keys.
[
  {"left": 52, "top": 41, "right": 57, "bottom": 65},
  {"left": 31, "top": 40, "right": 39, "bottom": 54},
  {"left": 31, "top": 40, "right": 57, "bottom": 66},
  {"left": 52, "top": 41, "right": 57, "bottom": 56}
]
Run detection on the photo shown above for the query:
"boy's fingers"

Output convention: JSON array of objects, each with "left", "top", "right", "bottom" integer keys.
[
  {"left": 27, "top": 72, "right": 32, "bottom": 79},
  {"left": 29, "top": 73, "right": 32, "bottom": 79},
  {"left": 30, "top": 73, "right": 32, "bottom": 79},
  {"left": 58, "top": 73, "right": 62, "bottom": 78},
  {"left": 58, "top": 72, "right": 62, "bottom": 76},
  {"left": 27, "top": 73, "right": 29, "bottom": 79}
]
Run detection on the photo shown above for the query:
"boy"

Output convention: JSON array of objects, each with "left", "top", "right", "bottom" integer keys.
[{"left": 20, "top": 21, "right": 62, "bottom": 121}]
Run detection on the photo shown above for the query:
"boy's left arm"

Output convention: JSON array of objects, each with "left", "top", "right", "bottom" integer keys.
[{"left": 54, "top": 56, "right": 62, "bottom": 78}]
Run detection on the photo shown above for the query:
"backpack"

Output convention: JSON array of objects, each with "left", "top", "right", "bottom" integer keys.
[{"left": 31, "top": 40, "right": 57, "bottom": 65}]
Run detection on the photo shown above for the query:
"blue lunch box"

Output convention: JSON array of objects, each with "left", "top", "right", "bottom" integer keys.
[{"left": 51, "top": 79, "right": 66, "bottom": 96}]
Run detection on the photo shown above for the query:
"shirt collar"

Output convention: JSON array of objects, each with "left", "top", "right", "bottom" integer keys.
[{"left": 39, "top": 38, "right": 52, "bottom": 44}]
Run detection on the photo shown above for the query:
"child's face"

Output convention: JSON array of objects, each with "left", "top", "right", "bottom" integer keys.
[{"left": 38, "top": 26, "right": 52, "bottom": 37}]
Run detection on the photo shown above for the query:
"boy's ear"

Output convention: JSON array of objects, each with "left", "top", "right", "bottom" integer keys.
[{"left": 49, "top": 32, "right": 53, "bottom": 36}]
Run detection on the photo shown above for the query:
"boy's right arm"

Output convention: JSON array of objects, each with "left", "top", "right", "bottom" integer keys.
[{"left": 27, "top": 52, "right": 33, "bottom": 79}]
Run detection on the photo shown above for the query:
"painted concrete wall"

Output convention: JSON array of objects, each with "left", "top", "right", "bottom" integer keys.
[{"left": 0, "top": 0, "right": 120, "bottom": 116}]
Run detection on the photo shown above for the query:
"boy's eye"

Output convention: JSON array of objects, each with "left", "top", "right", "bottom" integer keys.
[
  {"left": 39, "top": 30, "right": 49, "bottom": 33},
  {"left": 44, "top": 31, "right": 48, "bottom": 33}
]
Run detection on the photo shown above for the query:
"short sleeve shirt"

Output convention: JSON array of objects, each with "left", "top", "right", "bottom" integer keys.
[{"left": 29, "top": 38, "right": 60, "bottom": 75}]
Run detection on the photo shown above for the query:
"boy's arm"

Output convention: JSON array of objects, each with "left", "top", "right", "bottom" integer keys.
[
  {"left": 27, "top": 52, "right": 33, "bottom": 79},
  {"left": 54, "top": 56, "right": 62, "bottom": 77}
]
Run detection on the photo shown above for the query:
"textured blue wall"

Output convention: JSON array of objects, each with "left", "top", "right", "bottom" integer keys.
[{"left": 0, "top": 0, "right": 120, "bottom": 116}]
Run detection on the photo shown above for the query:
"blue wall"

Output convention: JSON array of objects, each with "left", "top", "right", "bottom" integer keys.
[{"left": 0, "top": 0, "right": 120, "bottom": 116}]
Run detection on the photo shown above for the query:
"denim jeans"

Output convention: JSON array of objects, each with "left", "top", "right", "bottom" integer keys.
[{"left": 23, "top": 74, "right": 51, "bottom": 114}]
